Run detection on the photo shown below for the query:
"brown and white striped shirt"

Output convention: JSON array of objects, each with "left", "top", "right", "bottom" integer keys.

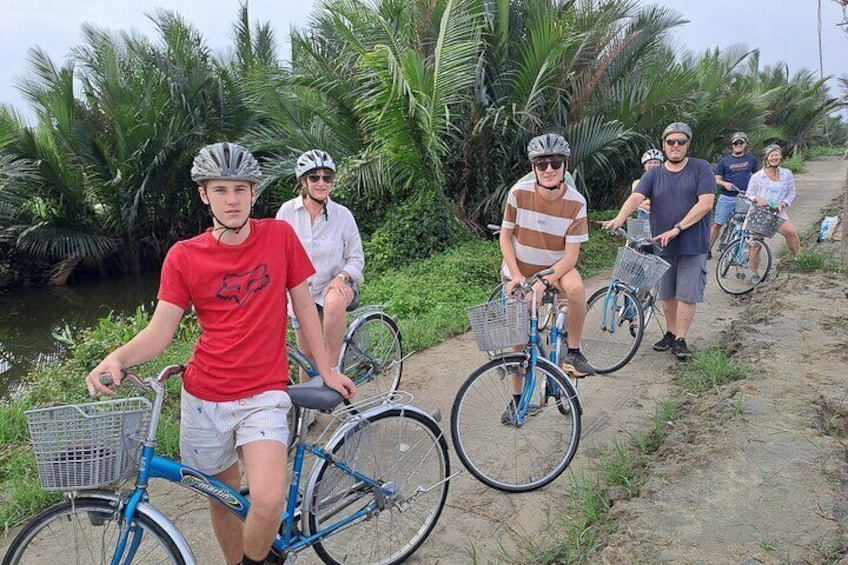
[{"left": 501, "top": 178, "right": 589, "bottom": 278}]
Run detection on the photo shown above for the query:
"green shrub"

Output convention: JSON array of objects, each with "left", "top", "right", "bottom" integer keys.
[
  {"left": 782, "top": 154, "right": 804, "bottom": 173},
  {"left": 364, "top": 191, "right": 472, "bottom": 275},
  {"left": 673, "top": 347, "right": 749, "bottom": 393}
]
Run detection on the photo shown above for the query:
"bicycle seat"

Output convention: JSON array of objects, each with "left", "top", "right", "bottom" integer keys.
[{"left": 287, "top": 377, "right": 344, "bottom": 411}]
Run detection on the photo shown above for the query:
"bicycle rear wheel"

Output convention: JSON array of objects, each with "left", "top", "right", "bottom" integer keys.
[
  {"left": 2, "top": 496, "right": 186, "bottom": 565},
  {"left": 339, "top": 312, "right": 403, "bottom": 410},
  {"left": 715, "top": 237, "right": 772, "bottom": 295},
  {"left": 581, "top": 284, "right": 645, "bottom": 374},
  {"left": 307, "top": 408, "right": 449, "bottom": 565},
  {"left": 450, "top": 354, "right": 581, "bottom": 492}
]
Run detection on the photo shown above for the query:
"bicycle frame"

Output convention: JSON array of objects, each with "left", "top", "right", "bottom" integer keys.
[
  {"left": 108, "top": 386, "right": 418, "bottom": 564},
  {"left": 507, "top": 281, "right": 581, "bottom": 424}
]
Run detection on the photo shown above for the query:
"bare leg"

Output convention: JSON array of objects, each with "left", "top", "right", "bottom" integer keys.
[
  {"left": 322, "top": 286, "right": 354, "bottom": 367},
  {"left": 662, "top": 298, "right": 678, "bottom": 336},
  {"left": 210, "top": 463, "right": 246, "bottom": 564},
  {"left": 558, "top": 269, "right": 586, "bottom": 348},
  {"left": 673, "top": 301, "right": 697, "bottom": 339},
  {"left": 709, "top": 222, "right": 722, "bottom": 250},
  {"left": 779, "top": 219, "right": 801, "bottom": 257},
  {"left": 241, "top": 440, "right": 288, "bottom": 561},
  {"left": 748, "top": 241, "right": 761, "bottom": 274}
]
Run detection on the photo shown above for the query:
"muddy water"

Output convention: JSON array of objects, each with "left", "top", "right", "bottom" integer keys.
[{"left": 0, "top": 271, "right": 159, "bottom": 397}]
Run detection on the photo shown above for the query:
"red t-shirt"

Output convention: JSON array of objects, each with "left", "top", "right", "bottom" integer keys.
[{"left": 158, "top": 219, "right": 315, "bottom": 401}]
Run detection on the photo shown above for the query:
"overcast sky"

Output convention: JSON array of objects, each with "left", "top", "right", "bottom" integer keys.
[{"left": 1, "top": 0, "right": 846, "bottom": 121}]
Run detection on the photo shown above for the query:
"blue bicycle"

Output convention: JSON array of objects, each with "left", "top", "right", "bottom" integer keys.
[
  {"left": 4, "top": 365, "right": 452, "bottom": 564},
  {"left": 715, "top": 202, "right": 774, "bottom": 295},
  {"left": 451, "top": 269, "right": 582, "bottom": 492},
  {"left": 582, "top": 223, "right": 669, "bottom": 373}
]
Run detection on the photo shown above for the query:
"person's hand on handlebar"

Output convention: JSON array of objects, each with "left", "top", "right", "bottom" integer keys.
[
  {"left": 505, "top": 276, "right": 526, "bottom": 297},
  {"left": 601, "top": 216, "right": 626, "bottom": 232},
  {"left": 85, "top": 356, "right": 124, "bottom": 397}
]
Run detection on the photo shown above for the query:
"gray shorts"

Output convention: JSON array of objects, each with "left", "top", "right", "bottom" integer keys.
[
  {"left": 179, "top": 388, "right": 291, "bottom": 475},
  {"left": 657, "top": 254, "right": 708, "bottom": 304}
]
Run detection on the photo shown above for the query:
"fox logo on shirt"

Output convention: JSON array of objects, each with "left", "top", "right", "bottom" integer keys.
[{"left": 217, "top": 265, "right": 270, "bottom": 306}]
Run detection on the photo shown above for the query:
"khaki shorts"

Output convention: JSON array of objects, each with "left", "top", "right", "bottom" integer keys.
[{"left": 179, "top": 388, "right": 291, "bottom": 475}]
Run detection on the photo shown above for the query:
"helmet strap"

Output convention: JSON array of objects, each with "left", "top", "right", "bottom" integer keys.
[{"left": 201, "top": 187, "right": 254, "bottom": 244}]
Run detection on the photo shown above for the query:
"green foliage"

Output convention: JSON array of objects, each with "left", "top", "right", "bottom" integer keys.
[
  {"left": 805, "top": 146, "right": 848, "bottom": 158},
  {"left": 673, "top": 347, "right": 749, "bottom": 393},
  {"left": 794, "top": 250, "right": 839, "bottom": 273},
  {"left": 361, "top": 239, "right": 502, "bottom": 352},
  {"left": 781, "top": 153, "right": 804, "bottom": 173},
  {"left": 364, "top": 191, "right": 473, "bottom": 275}
]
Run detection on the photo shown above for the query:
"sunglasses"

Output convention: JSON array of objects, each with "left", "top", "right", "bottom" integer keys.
[
  {"left": 533, "top": 159, "right": 565, "bottom": 171},
  {"left": 664, "top": 138, "right": 689, "bottom": 147},
  {"left": 307, "top": 174, "right": 336, "bottom": 183},
  {"left": 732, "top": 140, "right": 746, "bottom": 146}
]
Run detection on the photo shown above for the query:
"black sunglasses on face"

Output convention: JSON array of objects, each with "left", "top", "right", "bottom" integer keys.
[
  {"left": 307, "top": 174, "right": 335, "bottom": 183},
  {"left": 533, "top": 159, "right": 565, "bottom": 171},
  {"left": 664, "top": 138, "right": 689, "bottom": 147},
  {"left": 732, "top": 140, "right": 746, "bottom": 146}
]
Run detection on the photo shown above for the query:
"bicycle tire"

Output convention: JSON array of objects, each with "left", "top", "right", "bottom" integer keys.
[
  {"left": 581, "top": 284, "right": 645, "bottom": 373},
  {"left": 307, "top": 408, "right": 449, "bottom": 565},
  {"left": 2, "top": 496, "right": 186, "bottom": 565},
  {"left": 339, "top": 312, "right": 403, "bottom": 411},
  {"left": 715, "top": 237, "right": 772, "bottom": 295},
  {"left": 450, "top": 354, "right": 581, "bottom": 492}
]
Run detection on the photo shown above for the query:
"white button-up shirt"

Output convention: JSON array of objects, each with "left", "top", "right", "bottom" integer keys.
[{"left": 276, "top": 196, "right": 365, "bottom": 306}]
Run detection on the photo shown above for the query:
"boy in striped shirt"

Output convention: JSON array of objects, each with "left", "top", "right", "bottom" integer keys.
[{"left": 500, "top": 133, "right": 594, "bottom": 378}]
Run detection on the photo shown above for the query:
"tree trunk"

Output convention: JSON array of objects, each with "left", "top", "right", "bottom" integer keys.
[{"left": 48, "top": 256, "right": 81, "bottom": 286}]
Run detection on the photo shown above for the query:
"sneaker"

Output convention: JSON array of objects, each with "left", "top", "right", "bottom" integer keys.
[
  {"left": 561, "top": 350, "right": 595, "bottom": 378},
  {"left": 749, "top": 273, "right": 762, "bottom": 285},
  {"left": 653, "top": 331, "right": 676, "bottom": 352},
  {"left": 707, "top": 250, "right": 713, "bottom": 260},
  {"left": 500, "top": 402, "right": 543, "bottom": 425},
  {"left": 672, "top": 338, "right": 693, "bottom": 360}
]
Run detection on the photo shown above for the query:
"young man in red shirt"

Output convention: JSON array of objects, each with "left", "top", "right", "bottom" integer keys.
[{"left": 86, "top": 142, "right": 356, "bottom": 565}]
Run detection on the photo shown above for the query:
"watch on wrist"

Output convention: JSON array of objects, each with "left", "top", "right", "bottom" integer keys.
[
  {"left": 674, "top": 223, "right": 683, "bottom": 232},
  {"left": 336, "top": 272, "right": 349, "bottom": 283}
]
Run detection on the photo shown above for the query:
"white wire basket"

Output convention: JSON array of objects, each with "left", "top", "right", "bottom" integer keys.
[
  {"left": 612, "top": 246, "right": 671, "bottom": 290},
  {"left": 466, "top": 297, "right": 529, "bottom": 351},
  {"left": 26, "top": 397, "right": 152, "bottom": 491},
  {"left": 626, "top": 218, "right": 652, "bottom": 241}
]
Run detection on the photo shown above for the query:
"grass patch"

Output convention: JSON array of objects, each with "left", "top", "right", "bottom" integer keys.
[
  {"left": 521, "top": 399, "right": 679, "bottom": 564},
  {"left": 804, "top": 146, "right": 848, "bottom": 159},
  {"left": 782, "top": 153, "right": 804, "bottom": 173},
  {"left": 672, "top": 346, "right": 749, "bottom": 393},
  {"left": 794, "top": 249, "right": 841, "bottom": 273}
]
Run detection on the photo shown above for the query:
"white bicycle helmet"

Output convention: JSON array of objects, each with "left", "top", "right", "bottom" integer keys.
[
  {"left": 527, "top": 133, "right": 571, "bottom": 160},
  {"left": 295, "top": 149, "right": 337, "bottom": 179},
  {"left": 640, "top": 148, "right": 665, "bottom": 164},
  {"left": 761, "top": 144, "right": 782, "bottom": 164},
  {"left": 662, "top": 122, "right": 693, "bottom": 140},
  {"left": 191, "top": 142, "right": 262, "bottom": 183},
  {"left": 730, "top": 131, "right": 749, "bottom": 144}
]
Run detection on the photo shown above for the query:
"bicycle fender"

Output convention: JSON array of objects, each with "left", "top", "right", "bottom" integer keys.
[{"left": 79, "top": 490, "right": 197, "bottom": 564}]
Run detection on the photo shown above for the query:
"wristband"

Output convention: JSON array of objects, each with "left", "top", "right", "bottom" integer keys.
[{"left": 674, "top": 223, "right": 683, "bottom": 232}]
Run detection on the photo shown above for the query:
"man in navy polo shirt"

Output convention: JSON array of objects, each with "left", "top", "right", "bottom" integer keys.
[{"left": 709, "top": 132, "right": 758, "bottom": 255}]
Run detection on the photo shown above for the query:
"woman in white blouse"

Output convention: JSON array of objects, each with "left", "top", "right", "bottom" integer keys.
[
  {"left": 746, "top": 144, "right": 801, "bottom": 260},
  {"left": 276, "top": 150, "right": 365, "bottom": 375}
]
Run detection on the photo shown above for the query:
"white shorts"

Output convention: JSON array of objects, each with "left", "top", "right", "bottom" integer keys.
[{"left": 179, "top": 387, "right": 291, "bottom": 475}]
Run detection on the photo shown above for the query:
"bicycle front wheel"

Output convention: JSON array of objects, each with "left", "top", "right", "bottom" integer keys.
[
  {"left": 582, "top": 284, "right": 645, "bottom": 374},
  {"left": 450, "top": 354, "right": 581, "bottom": 492},
  {"left": 307, "top": 408, "right": 449, "bottom": 565},
  {"left": 716, "top": 237, "right": 772, "bottom": 295},
  {"left": 2, "top": 496, "right": 186, "bottom": 565},
  {"left": 339, "top": 312, "right": 403, "bottom": 409}
]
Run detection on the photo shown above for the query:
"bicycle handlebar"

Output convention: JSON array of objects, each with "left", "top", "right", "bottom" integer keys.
[{"left": 94, "top": 364, "right": 185, "bottom": 397}]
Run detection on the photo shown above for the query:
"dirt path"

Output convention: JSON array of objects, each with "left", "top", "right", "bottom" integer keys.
[{"left": 3, "top": 160, "right": 845, "bottom": 564}]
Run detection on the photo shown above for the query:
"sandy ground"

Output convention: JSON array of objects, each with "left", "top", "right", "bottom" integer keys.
[{"left": 2, "top": 160, "right": 846, "bottom": 564}]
